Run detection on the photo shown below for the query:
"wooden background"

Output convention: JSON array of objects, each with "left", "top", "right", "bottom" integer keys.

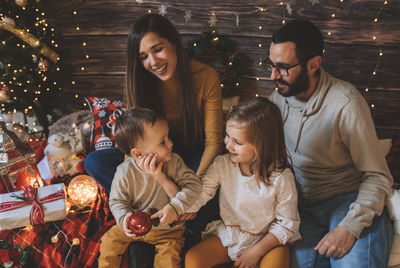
[{"left": 45, "top": 0, "right": 400, "bottom": 138}]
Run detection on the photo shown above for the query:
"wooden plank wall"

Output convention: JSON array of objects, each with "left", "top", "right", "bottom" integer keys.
[{"left": 45, "top": 0, "right": 400, "bottom": 138}]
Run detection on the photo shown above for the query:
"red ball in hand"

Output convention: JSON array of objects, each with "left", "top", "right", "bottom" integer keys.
[{"left": 127, "top": 212, "right": 152, "bottom": 236}]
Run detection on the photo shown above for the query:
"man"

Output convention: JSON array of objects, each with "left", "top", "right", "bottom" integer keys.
[{"left": 268, "top": 19, "right": 393, "bottom": 267}]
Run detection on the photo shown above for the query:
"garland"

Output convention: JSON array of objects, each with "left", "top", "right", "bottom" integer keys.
[
  {"left": 0, "top": 239, "right": 32, "bottom": 267},
  {"left": 185, "top": 30, "right": 242, "bottom": 98}
]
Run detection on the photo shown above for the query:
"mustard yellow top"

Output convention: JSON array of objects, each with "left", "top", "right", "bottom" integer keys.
[{"left": 160, "top": 59, "right": 223, "bottom": 176}]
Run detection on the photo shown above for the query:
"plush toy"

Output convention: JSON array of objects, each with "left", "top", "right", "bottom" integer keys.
[{"left": 44, "top": 133, "right": 72, "bottom": 160}]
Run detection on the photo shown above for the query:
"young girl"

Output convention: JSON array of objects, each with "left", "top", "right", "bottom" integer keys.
[{"left": 185, "top": 97, "right": 301, "bottom": 268}]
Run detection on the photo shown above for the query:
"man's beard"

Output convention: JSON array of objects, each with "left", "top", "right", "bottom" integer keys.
[{"left": 275, "top": 67, "right": 309, "bottom": 97}]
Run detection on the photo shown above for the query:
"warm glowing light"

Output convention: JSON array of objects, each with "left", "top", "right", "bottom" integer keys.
[
  {"left": 51, "top": 235, "right": 59, "bottom": 243},
  {"left": 68, "top": 175, "right": 98, "bottom": 207},
  {"left": 371, "top": 104, "right": 375, "bottom": 108}
]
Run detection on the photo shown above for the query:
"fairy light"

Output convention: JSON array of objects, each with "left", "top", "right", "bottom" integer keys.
[{"left": 68, "top": 175, "right": 98, "bottom": 207}]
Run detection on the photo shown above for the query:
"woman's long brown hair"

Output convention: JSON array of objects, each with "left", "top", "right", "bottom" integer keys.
[{"left": 125, "top": 14, "right": 201, "bottom": 146}]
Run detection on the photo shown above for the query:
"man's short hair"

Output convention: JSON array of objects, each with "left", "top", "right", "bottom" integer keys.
[
  {"left": 114, "top": 107, "right": 165, "bottom": 155},
  {"left": 272, "top": 19, "right": 324, "bottom": 63}
]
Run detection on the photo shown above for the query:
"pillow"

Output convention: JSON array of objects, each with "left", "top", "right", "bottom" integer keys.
[
  {"left": 85, "top": 97, "right": 124, "bottom": 151},
  {"left": 388, "top": 190, "right": 400, "bottom": 267},
  {"left": 386, "top": 136, "right": 400, "bottom": 185}
]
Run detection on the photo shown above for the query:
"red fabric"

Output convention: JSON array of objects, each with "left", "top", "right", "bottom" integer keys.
[
  {"left": 85, "top": 97, "right": 124, "bottom": 151},
  {"left": 28, "top": 140, "right": 47, "bottom": 164},
  {"left": 0, "top": 186, "right": 129, "bottom": 268}
]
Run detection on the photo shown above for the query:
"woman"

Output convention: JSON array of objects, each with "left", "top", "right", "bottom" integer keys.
[
  {"left": 84, "top": 13, "right": 223, "bottom": 192},
  {"left": 84, "top": 13, "right": 223, "bottom": 267}
]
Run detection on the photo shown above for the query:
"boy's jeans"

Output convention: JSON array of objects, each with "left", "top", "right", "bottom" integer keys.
[{"left": 291, "top": 191, "right": 393, "bottom": 268}]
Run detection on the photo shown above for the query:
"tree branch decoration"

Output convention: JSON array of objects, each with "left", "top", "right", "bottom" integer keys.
[
  {"left": 0, "top": 22, "right": 59, "bottom": 63},
  {"left": 0, "top": 239, "right": 32, "bottom": 267},
  {"left": 185, "top": 30, "right": 242, "bottom": 98}
]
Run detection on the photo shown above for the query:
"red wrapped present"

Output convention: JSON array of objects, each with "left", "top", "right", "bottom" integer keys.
[
  {"left": 0, "top": 121, "right": 43, "bottom": 193},
  {"left": 0, "top": 183, "right": 67, "bottom": 230}
]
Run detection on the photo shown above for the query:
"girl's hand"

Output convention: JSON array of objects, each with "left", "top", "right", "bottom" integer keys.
[
  {"left": 122, "top": 212, "right": 139, "bottom": 239},
  {"left": 179, "top": 212, "right": 197, "bottom": 221},
  {"left": 233, "top": 246, "right": 263, "bottom": 268},
  {"left": 151, "top": 204, "right": 178, "bottom": 225},
  {"left": 138, "top": 153, "right": 165, "bottom": 181}
]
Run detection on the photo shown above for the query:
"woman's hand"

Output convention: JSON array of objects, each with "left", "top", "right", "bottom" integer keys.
[{"left": 122, "top": 212, "right": 139, "bottom": 239}]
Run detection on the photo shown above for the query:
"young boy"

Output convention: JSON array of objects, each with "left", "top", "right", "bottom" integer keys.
[{"left": 98, "top": 107, "right": 201, "bottom": 268}]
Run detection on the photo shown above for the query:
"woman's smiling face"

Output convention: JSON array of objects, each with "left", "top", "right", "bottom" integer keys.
[{"left": 139, "top": 32, "right": 178, "bottom": 81}]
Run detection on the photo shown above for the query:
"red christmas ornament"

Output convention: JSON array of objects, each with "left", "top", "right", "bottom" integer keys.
[{"left": 127, "top": 211, "right": 152, "bottom": 236}]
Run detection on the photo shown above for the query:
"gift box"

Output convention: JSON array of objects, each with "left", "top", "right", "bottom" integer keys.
[
  {"left": 0, "top": 121, "right": 43, "bottom": 193},
  {"left": 0, "top": 183, "right": 67, "bottom": 230}
]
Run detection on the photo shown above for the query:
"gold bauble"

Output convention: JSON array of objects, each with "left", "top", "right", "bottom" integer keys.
[
  {"left": 15, "top": 0, "right": 28, "bottom": 7},
  {"left": 38, "top": 58, "right": 49, "bottom": 72},
  {"left": 0, "top": 86, "right": 10, "bottom": 102}
]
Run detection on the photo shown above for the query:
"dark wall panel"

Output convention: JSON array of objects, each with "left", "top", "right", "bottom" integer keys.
[{"left": 45, "top": 0, "right": 400, "bottom": 136}]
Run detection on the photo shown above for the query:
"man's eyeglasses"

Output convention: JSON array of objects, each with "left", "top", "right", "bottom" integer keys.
[{"left": 264, "top": 59, "right": 302, "bottom": 77}]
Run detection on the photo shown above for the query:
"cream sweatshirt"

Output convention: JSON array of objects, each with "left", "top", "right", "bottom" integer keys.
[
  {"left": 109, "top": 153, "right": 201, "bottom": 228},
  {"left": 270, "top": 68, "right": 393, "bottom": 237}
]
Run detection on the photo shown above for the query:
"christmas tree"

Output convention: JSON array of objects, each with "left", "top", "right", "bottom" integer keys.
[{"left": 0, "top": 0, "right": 70, "bottom": 136}]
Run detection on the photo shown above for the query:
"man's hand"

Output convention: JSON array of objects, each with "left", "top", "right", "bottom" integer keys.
[
  {"left": 314, "top": 226, "right": 356, "bottom": 259},
  {"left": 233, "top": 246, "right": 263, "bottom": 268},
  {"left": 151, "top": 204, "right": 178, "bottom": 225},
  {"left": 122, "top": 212, "right": 139, "bottom": 239}
]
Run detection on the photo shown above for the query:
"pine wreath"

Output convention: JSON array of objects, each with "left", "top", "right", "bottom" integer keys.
[
  {"left": 0, "top": 239, "right": 32, "bottom": 267},
  {"left": 185, "top": 30, "right": 242, "bottom": 98}
]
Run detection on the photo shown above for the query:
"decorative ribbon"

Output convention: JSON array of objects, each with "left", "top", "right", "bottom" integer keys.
[
  {"left": 0, "top": 186, "right": 65, "bottom": 225},
  {"left": 0, "top": 21, "right": 59, "bottom": 63}
]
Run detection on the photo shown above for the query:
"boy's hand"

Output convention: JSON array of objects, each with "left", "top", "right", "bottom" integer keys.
[
  {"left": 122, "top": 212, "right": 139, "bottom": 239},
  {"left": 151, "top": 204, "right": 178, "bottom": 225},
  {"left": 138, "top": 153, "right": 165, "bottom": 181}
]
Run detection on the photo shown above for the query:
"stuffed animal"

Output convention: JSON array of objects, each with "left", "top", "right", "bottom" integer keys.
[{"left": 44, "top": 133, "right": 72, "bottom": 160}]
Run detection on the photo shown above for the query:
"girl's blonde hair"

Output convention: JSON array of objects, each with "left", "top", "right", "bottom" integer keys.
[{"left": 226, "top": 97, "right": 289, "bottom": 184}]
